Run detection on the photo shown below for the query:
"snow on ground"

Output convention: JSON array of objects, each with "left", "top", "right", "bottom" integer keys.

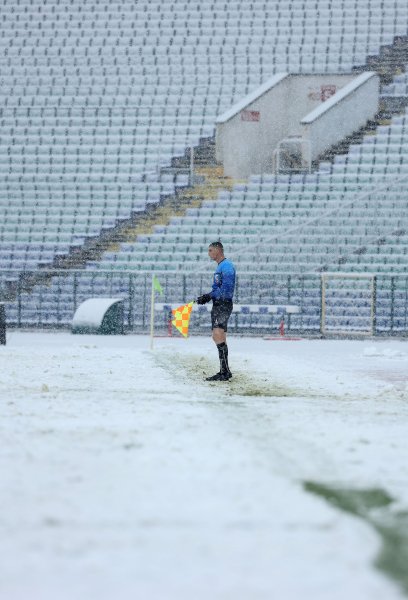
[{"left": 1, "top": 331, "right": 408, "bottom": 600}]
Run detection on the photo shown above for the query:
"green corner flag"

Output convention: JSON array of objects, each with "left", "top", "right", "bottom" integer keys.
[{"left": 152, "top": 275, "right": 163, "bottom": 296}]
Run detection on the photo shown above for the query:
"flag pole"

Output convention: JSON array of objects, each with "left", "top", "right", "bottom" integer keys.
[{"left": 150, "top": 273, "right": 155, "bottom": 350}]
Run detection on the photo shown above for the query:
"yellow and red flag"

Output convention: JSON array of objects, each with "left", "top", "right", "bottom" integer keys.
[{"left": 172, "top": 302, "right": 194, "bottom": 338}]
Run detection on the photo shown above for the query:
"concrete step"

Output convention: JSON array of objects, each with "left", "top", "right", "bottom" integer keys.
[
  {"left": 117, "top": 165, "right": 234, "bottom": 243},
  {"left": 314, "top": 33, "right": 408, "bottom": 169}
]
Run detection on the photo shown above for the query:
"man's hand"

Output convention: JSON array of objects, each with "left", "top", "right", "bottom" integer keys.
[{"left": 197, "top": 293, "right": 212, "bottom": 305}]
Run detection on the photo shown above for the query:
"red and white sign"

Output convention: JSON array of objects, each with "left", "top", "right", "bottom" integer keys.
[
  {"left": 241, "top": 110, "right": 260, "bottom": 122},
  {"left": 308, "top": 84, "right": 337, "bottom": 102},
  {"left": 320, "top": 85, "right": 337, "bottom": 102}
]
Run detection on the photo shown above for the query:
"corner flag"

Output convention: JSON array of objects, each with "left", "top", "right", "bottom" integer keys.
[
  {"left": 172, "top": 302, "right": 194, "bottom": 338},
  {"left": 152, "top": 275, "right": 163, "bottom": 296}
]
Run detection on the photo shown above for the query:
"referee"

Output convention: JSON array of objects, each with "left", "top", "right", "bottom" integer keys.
[{"left": 197, "top": 241, "right": 236, "bottom": 381}]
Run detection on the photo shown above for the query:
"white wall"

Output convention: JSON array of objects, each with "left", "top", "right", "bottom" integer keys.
[
  {"left": 287, "top": 75, "right": 355, "bottom": 136},
  {"left": 216, "top": 74, "right": 289, "bottom": 179},
  {"left": 301, "top": 73, "right": 380, "bottom": 162},
  {"left": 216, "top": 73, "right": 378, "bottom": 178}
]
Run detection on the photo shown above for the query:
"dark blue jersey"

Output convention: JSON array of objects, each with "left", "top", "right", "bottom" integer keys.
[{"left": 210, "top": 258, "right": 236, "bottom": 301}]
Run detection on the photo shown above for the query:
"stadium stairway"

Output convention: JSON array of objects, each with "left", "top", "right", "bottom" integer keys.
[
  {"left": 77, "top": 29, "right": 408, "bottom": 279},
  {"left": 2, "top": 2, "right": 406, "bottom": 282},
  {"left": 170, "top": 136, "right": 217, "bottom": 169},
  {"left": 105, "top": 165, "right": 235, "bottom": 245},
  {"left": 363, "top": 33, "right": 408, "bottom": 87},
  {"left": 312, "top": 34, "right": 408, "bottom": 170},
  {"left": 1, "top": 159, "right": 235, "bottom": 301},
  {"left": 2, "top": 0, "right": 408, "bottom": 333}
]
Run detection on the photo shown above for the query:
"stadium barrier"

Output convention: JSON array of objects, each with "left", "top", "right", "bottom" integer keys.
[
  {"left": 1, "top": 269, "right": 408, "bottom": 336},
  {"left": 155, "top": 303, "right": 300, "bottom": 314},
  {"left": 155, "top": 302, "right": 300, "bottom": 337},
  {"left": 154, "top": 302, "right": 299, "bottom": 336}
]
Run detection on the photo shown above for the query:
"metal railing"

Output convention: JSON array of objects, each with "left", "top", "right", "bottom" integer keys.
[{"left": 1, "top": 268, "right": 408, "bottom": 336}]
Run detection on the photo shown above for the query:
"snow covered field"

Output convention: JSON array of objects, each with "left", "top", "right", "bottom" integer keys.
[{"left": 1, "top": 331, "right": 408, "bottom": 600}]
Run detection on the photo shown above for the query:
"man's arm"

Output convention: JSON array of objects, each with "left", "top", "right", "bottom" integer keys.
[{"left": 197, "top": 293, "right": 212, "bottom": 304}]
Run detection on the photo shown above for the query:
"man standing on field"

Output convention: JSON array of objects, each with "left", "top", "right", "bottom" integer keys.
[{"left": 197, "top": 241, "right": 236, "bottom": 381}]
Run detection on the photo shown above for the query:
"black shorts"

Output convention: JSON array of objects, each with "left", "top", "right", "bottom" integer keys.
[{"left": 211, "top": 299, "right": 233, "bottom": 331}]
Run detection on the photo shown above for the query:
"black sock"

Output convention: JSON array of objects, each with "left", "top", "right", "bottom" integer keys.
[{"left": 217, "top": 342, "right": 230, "bottom": 374}]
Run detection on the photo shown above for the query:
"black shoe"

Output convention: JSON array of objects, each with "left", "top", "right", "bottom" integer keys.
[{"left": 206, "top": 371, "right": 232, "bottom": 381}]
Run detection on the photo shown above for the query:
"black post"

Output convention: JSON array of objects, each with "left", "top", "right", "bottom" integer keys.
[
  {"left": 129, "top": 274, "right": 135, "bottom": 331},
  {"left": 17, "top": 273, "right": 23, "bottom": 327},
  {"left": 73, "top": 272, "right": 78, "bottom": 313},
  {"left": 287, "top": 274, "right": 292, "bottom": 332},
  {"left": 372, "top": 275, "right": 377, "bottom": 336},
  {"left": 390, "top": 276, "right": 395, "bottom": 333},
  {"left": 182, "top": 273, "right": 187, "bottom": 303},
  {"left": 234, "top": 274, "right": 239, "bottom": 331},
  {"left": 56, "top": 273, "right": 61, "bottom": 325},
  {"left": 405, "top": 276, "right": 408, "bottom": 333},
  {"left": 142, "top": 273, "right": 147, "bottom": 330},
  {"left": 319, "top": 275, "right": 324, "bottom": 336},
  {"left": 0, "top": 303, "right": 6, "bottom": 345}
]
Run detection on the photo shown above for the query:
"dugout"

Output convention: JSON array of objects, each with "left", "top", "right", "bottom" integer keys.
[{"left": 72, "top": 298, "right": 125, "bottom": 335}]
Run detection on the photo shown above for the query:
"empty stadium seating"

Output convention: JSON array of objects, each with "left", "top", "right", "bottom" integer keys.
[
  {"left": 1, "top": 0, "right": 408, "bottom": 333},
  {"left": 87, "top": 104, "right": 408, "bottom": 275}
]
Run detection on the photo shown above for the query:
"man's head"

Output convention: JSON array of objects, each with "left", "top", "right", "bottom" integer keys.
[{"left": 208, "top": 241, "right": 224, "bottom": 263}]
